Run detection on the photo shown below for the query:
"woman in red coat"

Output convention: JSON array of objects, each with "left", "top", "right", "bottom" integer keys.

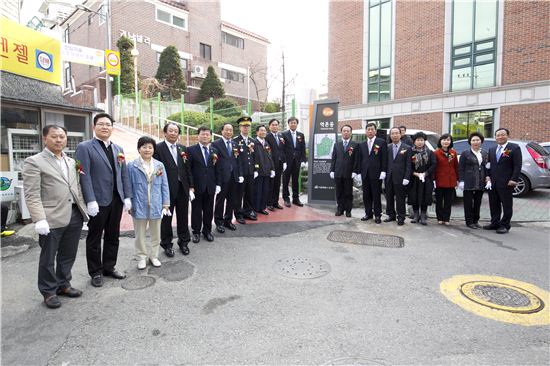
[{"left": 433, "top": 134, "right": 459, "bottom": 225}]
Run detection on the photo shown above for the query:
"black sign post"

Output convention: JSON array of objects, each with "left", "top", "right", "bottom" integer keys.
[{"left": 307, "top": 99, "right": 339, "bottom": 205}]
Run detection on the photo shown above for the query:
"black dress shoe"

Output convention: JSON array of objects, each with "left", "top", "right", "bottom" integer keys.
[
  {"left": 216, "top": 225, "right": 226, "bottom": 233},
  {"left": 292, "top": 200, "right": 304, "bottom": 207},
  {"left": 483, "top": 224, "right": 499, "bottom": 230},
  {"left": 335, "top": 211, "right": 343, "bottom": 216},
  {"left": 345, "top": 212, "right": 351, "bottom": 217},
  {"left": 103, "top": 269, "right": 126, "bottom": 279},
  {"left": 164, "top": 247, "right": 175, "bottom": 257},
  {"left": 375, "top": 217, "right": 382, "bottom": 224},
  {"left": 361, "top": 215, "right": 372, "bottom": 221},
  {"left": 258, "top": 210, "right": 269, "bottom": 215},
  {"left": 284, "top": 200, "right": 291, "bottom": 207},
  {"left": 245, "top": 214, "right": 258, "bottom": 221},
  {"left": 473, "top": 223, "right": 482, "bottom": 229},
  {"left": 274, "top": 204, "right": 284, "bottom": 209},
  {"left": 467, "top": 223, "right": 478, "bottom": 229},
  {"left": 57, "top": 287, "right": 83, "bottom": 298},
  {"left": 224, "top": 222, "right": 237, "bottom": 231},
  {"left": 267, "top": 206, "right": 275, "bottom": 211},
  {"left": 203, "top": 232, "right": 214, "bottom": 242},
  {"left": 397, "top": 220, "right": 405, "bottom": 226},
  {"left": 180, "top": 244, "right": 190, "bottom": 256},
  {"left": 236, "top": 218, "right": 246, "bottom": 225},
  {"left": 192, "top": 234, "right": 201, "bottom": 243},
  {"left": 44, "top": 295, "right": 62, "bottom": 309},
  {"left": 383, "top": 217, "right": 396, "bottom": 222},
  {"left": 496, "top": 227, "right": 509, "bottom": 234},
  {"left": 91, "top": 275, "right": 103, "bottom": 287}
]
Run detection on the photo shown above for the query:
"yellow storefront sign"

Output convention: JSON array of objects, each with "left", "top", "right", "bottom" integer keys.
[
  {"left": 0, "top": 18, "right": 61, "bottom": 86},
  {"left": 105, "top": 49, "right": 120, "bottom": 76}
]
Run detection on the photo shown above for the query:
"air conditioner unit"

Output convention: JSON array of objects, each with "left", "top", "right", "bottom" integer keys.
[{"left": 192, "top": 65, "right": 204, "bottom": 74}]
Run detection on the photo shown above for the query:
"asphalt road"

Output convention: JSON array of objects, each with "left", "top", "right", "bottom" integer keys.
[{"left": 2, "top": 213, "right": 549, "bottom": 365}]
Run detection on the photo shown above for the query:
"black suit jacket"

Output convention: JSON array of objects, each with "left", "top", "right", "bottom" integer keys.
[
  {"left": 266, "top": 132, "right": 286, "bottom": 164},
  {"left": 487, "top": 142, "right": 522, "bottom": 189},
  {"left": 153, "top": 141, "right": 192, "bottom": 200},
  {"left": 357, "top": 137, "right": 388, "bottom": 180},
  {"left": 386, "top": 142, "right": 412, "bottom": 184},
  {"left": 212, "top": 138, "right": 242, "bottom": 184},
  {"left": 187, "top": 143, "right": 219, "bottom": 195},
  {"left": 282, "top": 130, "right": 307, "bottom": 163},
  {"left": 233, "top": 135, "right": 255, "bottom": 176},
  {"left": 459, "top": 148, "right": 489, "bottom": 190},
  {"left": 330, "top": 140, "right": 359, "bottom": 179},
  {"left": 254, "top": 139, "right": 274, "bottom": 176}
]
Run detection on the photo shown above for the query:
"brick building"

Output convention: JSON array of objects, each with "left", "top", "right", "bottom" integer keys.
[
  {"left": 328, "top": 0, "right": 550, "bottom": 142},
  {"left": 59, "top": 0, "right": 269, "bottom": 105}
]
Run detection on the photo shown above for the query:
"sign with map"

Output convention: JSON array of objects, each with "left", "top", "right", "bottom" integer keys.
[{"left": 308, "top": 99, "right": 339, "bottom": 204}]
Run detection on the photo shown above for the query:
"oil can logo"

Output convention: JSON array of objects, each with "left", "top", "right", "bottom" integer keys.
[
  {"left": 322, "top": 107, "right": 334, "bottom": 117},
  {"left": 0, "top": 177, "right": 13, "bottom": 191},
  {"left": 36, "top": 49, "right": 54, "bottom": 72}
]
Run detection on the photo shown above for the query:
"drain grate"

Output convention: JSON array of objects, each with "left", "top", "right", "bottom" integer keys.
[
  {"left": 327, "top": 230, "right": 404, "bottom": 248},
  {"left": 460, "top": 281, "right": 545, "bottom": 314},
  {"left": 121, "top": 275, "right": 156, "bottom": 291},
  {"left": 273, "top": 257, "right": 331, "bottom": 279}
]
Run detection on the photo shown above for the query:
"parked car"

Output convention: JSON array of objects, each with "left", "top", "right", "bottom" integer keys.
[
  {"left": 540, "top": 142, "right": 550, "bottom": 154},
  {"left": 453, "top": 139, "right": 550, "bottom": 197}
]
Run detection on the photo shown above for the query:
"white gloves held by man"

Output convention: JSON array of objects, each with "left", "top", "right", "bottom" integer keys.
[
  {"left": 238, "top": 176, "right": 244, "bottom": 183},
  {"left": 402, "top": 179, "right": 409, "bottom": 186},
  {"left": 162, "top": 208, "right": 172, "bottom": 216},
  {"left": 283, "top": 163, "right": 287, "bottom": 172},
  {"left": 351, "top": 172, "right": 358, "bottom": 179},
  {"left": 329, "top": 172, "right": 335, "bottom": 179},
  {"left": 215, "top": 185, "right": 221, "bottom": 194},
  {"left": 270, "top": 170, "right": 275, "bottom": 178},
  {"left": 87, "top": 201, "right": 99, "bottom": 217},
  {"left": 379, "top": 172, "right": 386, "bottom": 180},
  {"left": 124, "top": 198, "right": 132, "bottom": 211},
  {"left": 254, "top": 172, "right": 259, "bottom": 179},
  {"left": 458, "top": 181, "right": 465, "bottom": 190},
  {"left": 35, "top": 220, "right": 50, "bottom": 235},
  {"left": 189, "top": 190, "right": 195, "bottom": 201}
]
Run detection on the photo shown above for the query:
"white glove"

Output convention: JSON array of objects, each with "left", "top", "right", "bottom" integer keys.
[
  {"left": 458, "top": 181, "right": 464, "bottom": 190},
  {"left": 329, "top": 172, "right": 335, "bottom": 179},
  {"left": 419, "top": 173, "right": 425, "bottom": 183},
  {"left": 354, "top": 175, "right": 362, "bottom": 184},
  {"left": 485, "top": 181, "right": 492, "bottom": 190},
  {"left": 402, "top": 179, "right": 409, "bottom": 186},
  {"left": 351, "top": 172, "right": 357, "bottom": 179},
  {"left": 189, "top": 190, "right": 195, "bottom": 201},
  {"left": 87, "top": 201, "right": 99, "bottom": 217},
  {"left": 162, "top": 208, "right": 172, "bottom": 216},
  {"left": 283, "top": 162, "right": 287, "bottom": 172},
  {"left": 300, "top": 162, "right": 307, "bottom": 169},
  {"left": 35, "top": 220, "right": 50, "bottom": 236},
  {"left": 124, "top": 198, "right": 132, "bottom": 211},
  {"left": 254, "top": 171, "right": 259, "bottom": 179},
  {"left": 215, "top": 185, "right": 221, "bottom": 194},
  {"left": 433, "top": 181, "right": 436, "bottom": 188},
  {"left": 379, "top": 172, "right": 386, "bottom": 180},
  {"left": 238, "top": 176, "right": 244, "bottom": 183},
  {"left": 270, "top": 170, "right": 275, "bottom": 178}
]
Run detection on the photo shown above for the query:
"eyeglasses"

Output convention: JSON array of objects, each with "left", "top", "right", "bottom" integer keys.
[{"left": 96, "top": 123, "right": 113, "bottom": 127}]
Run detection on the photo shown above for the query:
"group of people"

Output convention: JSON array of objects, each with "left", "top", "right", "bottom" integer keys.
[
  {"left": 331, "top": 123, "right": 522, "bottom": 233},
  {"left": 22, "top": 113, "right": 307, "bottom": 309}
]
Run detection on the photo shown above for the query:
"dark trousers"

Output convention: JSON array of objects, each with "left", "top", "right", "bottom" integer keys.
[
  {"left": 236, "top": 175, "right": 255, "bottom": 218},
  {"left": 86, "top": 196, "right": 123, "bottom": 277},
  {"left": 254, "top": 175, "right": 270, "bottom": 212},
  {"left": 412, "top": 204, "right": 428, "bottom": 213},
  {"left": 214, "top": 179, "right": 238, "bottom": 225},
  {"left": 268, "top": 161, "right": 284, "bottom": 206},
  {"left": 385, "top": 181, "right": 407, "bottom": 220},
  {"left": 1, "top": 203, "right": 8, "bottom": 230},
  {"left": 463, "top": 189, "right": 484, "bottom": 225},
  {"left": 489, "top": 187, "right": 514, "bottom": 229},
  {"left": 335, "top": 177, "right": 353, "bottom": 214},
  {"left": 160, "top": 183, "right": 190, "bottom": 249},
  {"left": 362, "top": 178, "right": 382, "bottom": 217},
  {"left": 191, "top": 191, "right": 214, "bottom": 235},
  {"left": 39, "top": 206, "right": 83, "bottom": 296},
  {"left": 283, "top": 159, "right": 300, "bottom": 201},
  {"left": 435, "top": 187, "right": 454, "bottom": 222}
]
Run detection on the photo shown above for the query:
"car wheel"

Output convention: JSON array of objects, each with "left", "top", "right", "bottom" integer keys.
[{"left": 513, "top": 174, "right": 530, "bottom": 197}]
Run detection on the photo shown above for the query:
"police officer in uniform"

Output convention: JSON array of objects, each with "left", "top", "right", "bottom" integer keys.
[{"left": 233, "top": 117, "right": 257, "bottom": 223}]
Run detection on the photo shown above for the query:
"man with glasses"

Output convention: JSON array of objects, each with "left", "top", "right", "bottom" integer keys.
[{"left": 76, "top": 113, "right": 132, "bottom": 287}]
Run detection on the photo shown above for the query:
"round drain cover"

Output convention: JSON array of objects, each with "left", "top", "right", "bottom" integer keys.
[
  {"left": 273, "top": 257, "right": 331, "bottom": 279},
  {"left": 121, "top": 275, "right": 156, "bottom": 291},
  {"left": 460, "top": 281, "right": 544, "bottom": 314}
]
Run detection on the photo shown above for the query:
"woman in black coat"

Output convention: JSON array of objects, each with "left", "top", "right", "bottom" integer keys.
[
  {"left": 407, "top": 132, "right": 437, "bottom": 225},
  {"left": 458, "top": 132, "right": 489, "bottom": 229}
]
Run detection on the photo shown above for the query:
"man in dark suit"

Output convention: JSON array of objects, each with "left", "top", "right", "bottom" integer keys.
[
  {"left": 282, "top": 117, "right": 307, "bottom": 207},
  {"left": 76, "top": 113, "right": 132, "bottom": 287},
  {"left": 266, "top": 119, "right": 287, "bottom": 210},
  {"left": 153, "top": 122, "right": 193, "bottom": 257},
  {"left": 329, "top": 124, "right": 358, "bottom": 217},
  {"left": 385, "top": 127, "right": 412, "bottom": 225},
  {"left": 233, "top": 117, "right": 257, "bottom": 223},
  {"left": 187, "top": 126, "right": 220, "bottom": 243},
  {"left": 399, "top": 125, "right": 414, "bottom": 146},
  {"left": 357, "top": 122, "right": 388, "bottom": 224},
  {"left": 212, "top": 123, "right": 243, "bottom": 233},
  {"left": 484, "top": 128, "right": 522, "bottom": 234}
]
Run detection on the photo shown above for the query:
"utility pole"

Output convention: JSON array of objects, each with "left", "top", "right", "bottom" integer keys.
[
  {"left": 105, "top": 0, "right": 112, "bottom": 115},
  {"left": 281, "top": 51, "right": 286, "bottom": 128}
]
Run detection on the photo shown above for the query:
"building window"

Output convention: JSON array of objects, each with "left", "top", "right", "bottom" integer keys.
[
  {"left": 155, "top": 7, "right": 187, "bottom": 30},
  {"left": 200, "top": 43, "right": 212, "bottom": 60},
  {"left": 221, "top": 69, "right": 245, "bottom": 83},
  {"left": 451, "top": 0, "right": 498, "bottom": 91},
  {"left": 368, "top": 0, "right": 392, "bottom": 103},
  {"left": 450, "top": 109, "right": 494, "bottom": 140},
  {"left": 222, "top": 32, "right": 244, "bottom": 49}
]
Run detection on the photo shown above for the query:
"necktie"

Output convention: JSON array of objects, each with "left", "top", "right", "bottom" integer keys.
[
  {"left": 496, "top": 145, "right": 502, "bottom": 162},
  {"left": 368, "top": 139, "right": 373, "bottom": 153},
  {"left": 393, "top": 144, "right": 398, "bottom": 160},
  {"left": 226, "top": 140, "right": 232, "bottom": 156},
  {"left": 170, "top": 144, "right": 178, "bottom": 165},
  {"left": 292, "top": 132, "right": 296, "bottom": 148},
  {"left": 343, "top": 140, "right": 348, "bottom": 151},
  {"left": 203, "top": 146, "right": 210, "bottom": 165},
  {"left": 274, "top": 133, "right": 279, "bottom": 146}
]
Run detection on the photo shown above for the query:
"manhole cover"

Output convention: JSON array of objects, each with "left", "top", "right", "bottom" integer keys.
[
  {"left": 327, "top": 231, "right": 404, "bottom": 248},
  {"left": 460, "top": 281, "right": 545, "bottom": 314},
  {"left": 273, "top": 257, "right": 331, "bottom": 279},
  {"left": 121, "top": 275, "right": 156, "bottom": 291},
  {"left": 148, "top": 259, "right": 195, "bottom": 282}
]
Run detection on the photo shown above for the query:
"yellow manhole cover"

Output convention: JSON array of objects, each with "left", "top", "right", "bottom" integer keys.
[{"left": 440, "top": 275, "right": 550, "bottom": 326}]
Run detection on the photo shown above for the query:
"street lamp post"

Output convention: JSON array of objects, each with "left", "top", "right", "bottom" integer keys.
[{"left": 131, "top": 44, "right": 139, "bottom": 130}]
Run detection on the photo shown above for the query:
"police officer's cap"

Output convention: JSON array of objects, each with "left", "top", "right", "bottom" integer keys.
[{"left": 237, "top": 116, "right": 252, "bottom": 126}]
